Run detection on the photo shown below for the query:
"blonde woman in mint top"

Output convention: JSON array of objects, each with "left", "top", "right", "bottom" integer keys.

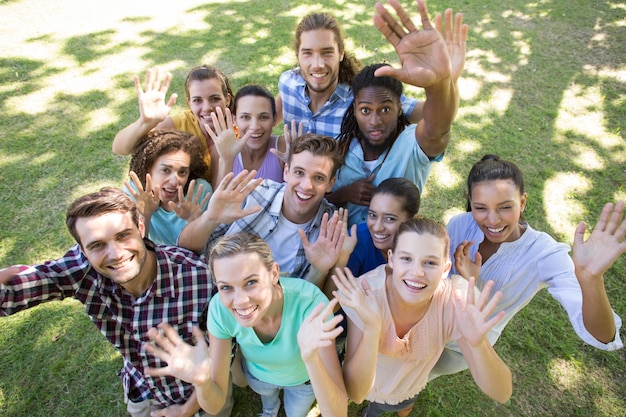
[
  {"left": 430, "top": 154, "right": 625, "bottom": 380},
  {"left": 144, "top": 232, "right": 347, "bottom": 417}
]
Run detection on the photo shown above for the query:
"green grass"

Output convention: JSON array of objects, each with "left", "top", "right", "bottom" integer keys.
[{"left": 1, "top": 0, "right": 625, "bottom": 416}]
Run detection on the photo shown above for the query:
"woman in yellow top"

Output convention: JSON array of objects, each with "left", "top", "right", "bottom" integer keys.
[{"left": 112, "top": 66, "right": 234, "bottom": 188}]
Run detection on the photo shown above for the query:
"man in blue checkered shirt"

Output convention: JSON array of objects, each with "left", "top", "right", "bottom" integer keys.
[
  {"left": 0, "top": 188, "right": 232, "bottom": 417},
  {"left": 276, "top": 12, "right": 421, "bottom": 139}
]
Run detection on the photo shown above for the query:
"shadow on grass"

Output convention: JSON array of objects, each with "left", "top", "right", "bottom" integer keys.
[{"left": 1, "top": 0, "right": 624, "bottom": 415}]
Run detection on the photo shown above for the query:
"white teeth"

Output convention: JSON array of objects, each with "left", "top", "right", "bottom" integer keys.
[
  {"left": 487, "top": 226, "right": 505, "bottom": 233},
  {"left": 311, "top": 73, "right": 327, "bottom": 78},
  {"left": 235, "top": 306, "right": 256, "bottom": 317},
  {"left": 251, "top": 133, "right": 263, "bottom": 138},
  {"left": 373, "top": 234, "right": 389, "bottom": 240},
  {"left": 296, "top": 192, "right": 312, "bottom": 201},
  {"left": 404, "top": 280, "right": 426, "bottom": 290},
  {"left": 109, "top": 257, "right": 132, "bottom": 269}
]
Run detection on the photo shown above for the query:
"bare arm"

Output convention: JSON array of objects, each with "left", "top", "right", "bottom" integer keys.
[
  {"left": 298, "top": 299, "right": 348, "bottom": 417},
  {"left": 455, "top": 278, "right": 511, "bottom": 403},
  {"left": 331, "top": 269, "right": 381, "bottom": 403},
  {"left": 177, "top": 170, "right": 262, "bottom": 253},
  {"left": 144, "top": 324, "right": 233, "bottom": 415},
  {"left": 112, "top": 68, "right": 178, "bottom": 155},
  {"left": 374, "top": 0, "right": 464, "bottom": 157},
  {"left": 573, "top": 201, "right": 626, "bottom": 343}
]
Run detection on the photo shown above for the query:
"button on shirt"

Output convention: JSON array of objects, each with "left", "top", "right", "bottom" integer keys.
[
  {"left": 279, "top": 69, "right": 419, "bottom": 139},
  {"left": 0, "top": 240, "right": 213, "bottom": 414}
]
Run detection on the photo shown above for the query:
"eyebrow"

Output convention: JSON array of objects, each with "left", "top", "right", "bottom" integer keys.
[{"left": 83, "top": 228, "right": 134, "bottom": 249}]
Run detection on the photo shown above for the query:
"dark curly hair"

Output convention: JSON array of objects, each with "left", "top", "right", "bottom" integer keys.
[
  {"left": 129, "top": 130, "right": 208, "bottom": 195},
  {"left": 337, "top": 63, "right": 409, "bottom": 159}
]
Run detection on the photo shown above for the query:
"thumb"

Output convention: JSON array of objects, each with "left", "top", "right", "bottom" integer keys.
[
  {"left": 373, "top": 65, "right": 405, "bottom": 82},
  {"left": 573, "top": 221, "right": 587, "bottom": 249}
]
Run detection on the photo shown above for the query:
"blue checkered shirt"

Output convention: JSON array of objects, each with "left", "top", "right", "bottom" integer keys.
[{"left": 278, "top": 68, "right": 420, "bottom": 138}]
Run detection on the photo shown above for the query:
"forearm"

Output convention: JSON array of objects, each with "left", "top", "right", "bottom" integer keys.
[
  {"left": 194, "top": 378, "right": 229, "bottom": 415},
  {"left": 343, "top": 328, "right": 380, "bottom": 403},
  {"left": 112, "top": 118, "right": 159, "bottom": 155},
  {"left": 303, "top": 354, "right": 347, "bottom": 417},
  {"left": 576, "top": 269, "right": 616, "bottom": 344},
  {"left": 458, "top": 337, "right": 511, "bottom": 403},
  {"left": 415, "top": 77, "right": 458, "bottom": 156},
  {"left": 178, "top": 389, "right": 202, "bottom": 417},
  {"left": 177, "top": 214, "right": 220, "bottom": 253},
  {"left": 213, "top": 156, "right": 236, "bottom": 192},
  {"left": 304, "top": 266, "right": 329, "bottom": 289}
]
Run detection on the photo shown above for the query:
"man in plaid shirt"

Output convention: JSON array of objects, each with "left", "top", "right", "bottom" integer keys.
[
  {"left": 276, "top": 12, "right": 420, "bottom": 139},
  {"left": 0, "top": 187, "right": 232, "bottom": 417},
  {"left": 179, "top": 134, "right": 345, "bottom": 289}
]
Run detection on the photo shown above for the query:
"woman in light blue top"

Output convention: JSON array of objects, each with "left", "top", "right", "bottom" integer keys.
[
  {"left": 144, "top": 232, "right": 347, "bottom": 417},
  {"left": 124, "top": 130, "right": 212, "bottom": 245}
]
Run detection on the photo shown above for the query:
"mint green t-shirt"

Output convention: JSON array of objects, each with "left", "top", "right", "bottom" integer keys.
[{"left": 207, "top": 277, "right": 329, "bottom": 386}]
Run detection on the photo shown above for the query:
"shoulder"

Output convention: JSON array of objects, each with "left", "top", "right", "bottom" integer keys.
[
  {"left": 155, "top": 243, "right": 209, "bottom": 269},
  {"left": 279, "top": 69, "right": 304, "bottom": 86}
]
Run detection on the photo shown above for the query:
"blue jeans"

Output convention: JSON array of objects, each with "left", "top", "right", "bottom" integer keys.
[{"left": 242, "top": 359, "right": 316, "bottom": 417}]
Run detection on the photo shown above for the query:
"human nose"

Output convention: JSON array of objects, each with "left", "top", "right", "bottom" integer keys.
[
  {"left": 312, "top": 53, "right": 324, "bottom": 68},
  {"left": 105, "top": 241, "right": 124, "bottom": 260},
  {"left": 487, "top": 210, "right": 499, "bottom": 224},
  {"left": 300, "top": 175, "right": 313, "bottom": 190},
  {"left": 233, "top": 289, "right": 249, "bottom": 306},
  {"left": 372, "top": 217, "right": 384, "bottom": 232}
]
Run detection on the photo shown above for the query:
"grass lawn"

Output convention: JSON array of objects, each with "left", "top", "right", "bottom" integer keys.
[{"left": 1, "top": 0, "right": 624, "bottom": 415}]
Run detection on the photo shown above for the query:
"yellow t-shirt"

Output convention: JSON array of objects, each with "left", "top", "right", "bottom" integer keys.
[{"left": 171, "top": 109, "right": 211, "bottom": 183}]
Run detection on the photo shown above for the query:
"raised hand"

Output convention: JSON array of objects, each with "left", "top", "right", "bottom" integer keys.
[
  {"left": 336, "top": 208, "right": 358, "bottom": 265},
  {"left": 124, "top": 171, "right": 160, "bottom": 218},
  {"left": 331, "top": 267, "right": 381, "bottom": 330},
  {"left": 573, "top": 201, "right": 626, "bottom": 280},
  {"left": 134, "top": 67, "right": 178, "bottom": 125},
  {"left": 204, "top": 170, "right": 263, "bottom": 225},
  {"left": 453, "top": 277, "right": 505, "bottom": 347},
  {"left": 167, "top": 179, "right": 210, "bottom": 222},
  {"left": 207, "top": 107, "right": 251, "bottom": 161},
  {"left": 144, "top": 323, "right": 211, "bottom": 386},
  {"left": 298, "top": 299, "right": 344, "bottom": 361},
  {"left": 373, "top": 0, "right": 452, "bottom": 88},
  {"left": 435, "top": 7, "right": 467, "bottom": 82},
  {"left": 453, "top": 240, "right": 482, "bottom": 280},
  {"left": 271, "top": 120, "right": 305, "bottom": 164},
  {"left": 301, "top": 211, "right": 346, "bottom": 275}
]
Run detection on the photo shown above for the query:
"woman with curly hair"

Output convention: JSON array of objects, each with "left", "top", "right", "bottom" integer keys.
[
  {"left": 124, "top": 130, "right": 212, "bottom": 245},
  {"left": 113, "top": 65, "right": 235, "bottom": 187}
]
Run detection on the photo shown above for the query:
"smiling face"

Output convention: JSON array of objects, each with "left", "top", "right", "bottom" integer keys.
[
  {"left": 354, "top": 86, "right": 401, "bottom": 158},
  {"left": 282, "top": 150, "right": 336, "bottom": 224},
  {"left": 235, "top": 95, "right": 275, "bottom": 151},
  {"left": 149, "top": 150, "right": 191, "bottom": 209},
  {"left": 297, "top": 29, "right": 344, "bottom": 96},
  {"left": 76, "top": 211, "right": 150, "bottom": 292},
  {"left": 187, "top": 78, "right": 231, "bottom": 137},
  {"left": 213, "top": 252, "right": 280, "bottom": 328},
  {"left": 469, "top": 179, "right": 527, "bottom": 244},
  {"left": 387, "top": 231, "right": 451, "bottom": 308},
  {"left": 367, "top": 193, "right": 411, "bottom": 253}
]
